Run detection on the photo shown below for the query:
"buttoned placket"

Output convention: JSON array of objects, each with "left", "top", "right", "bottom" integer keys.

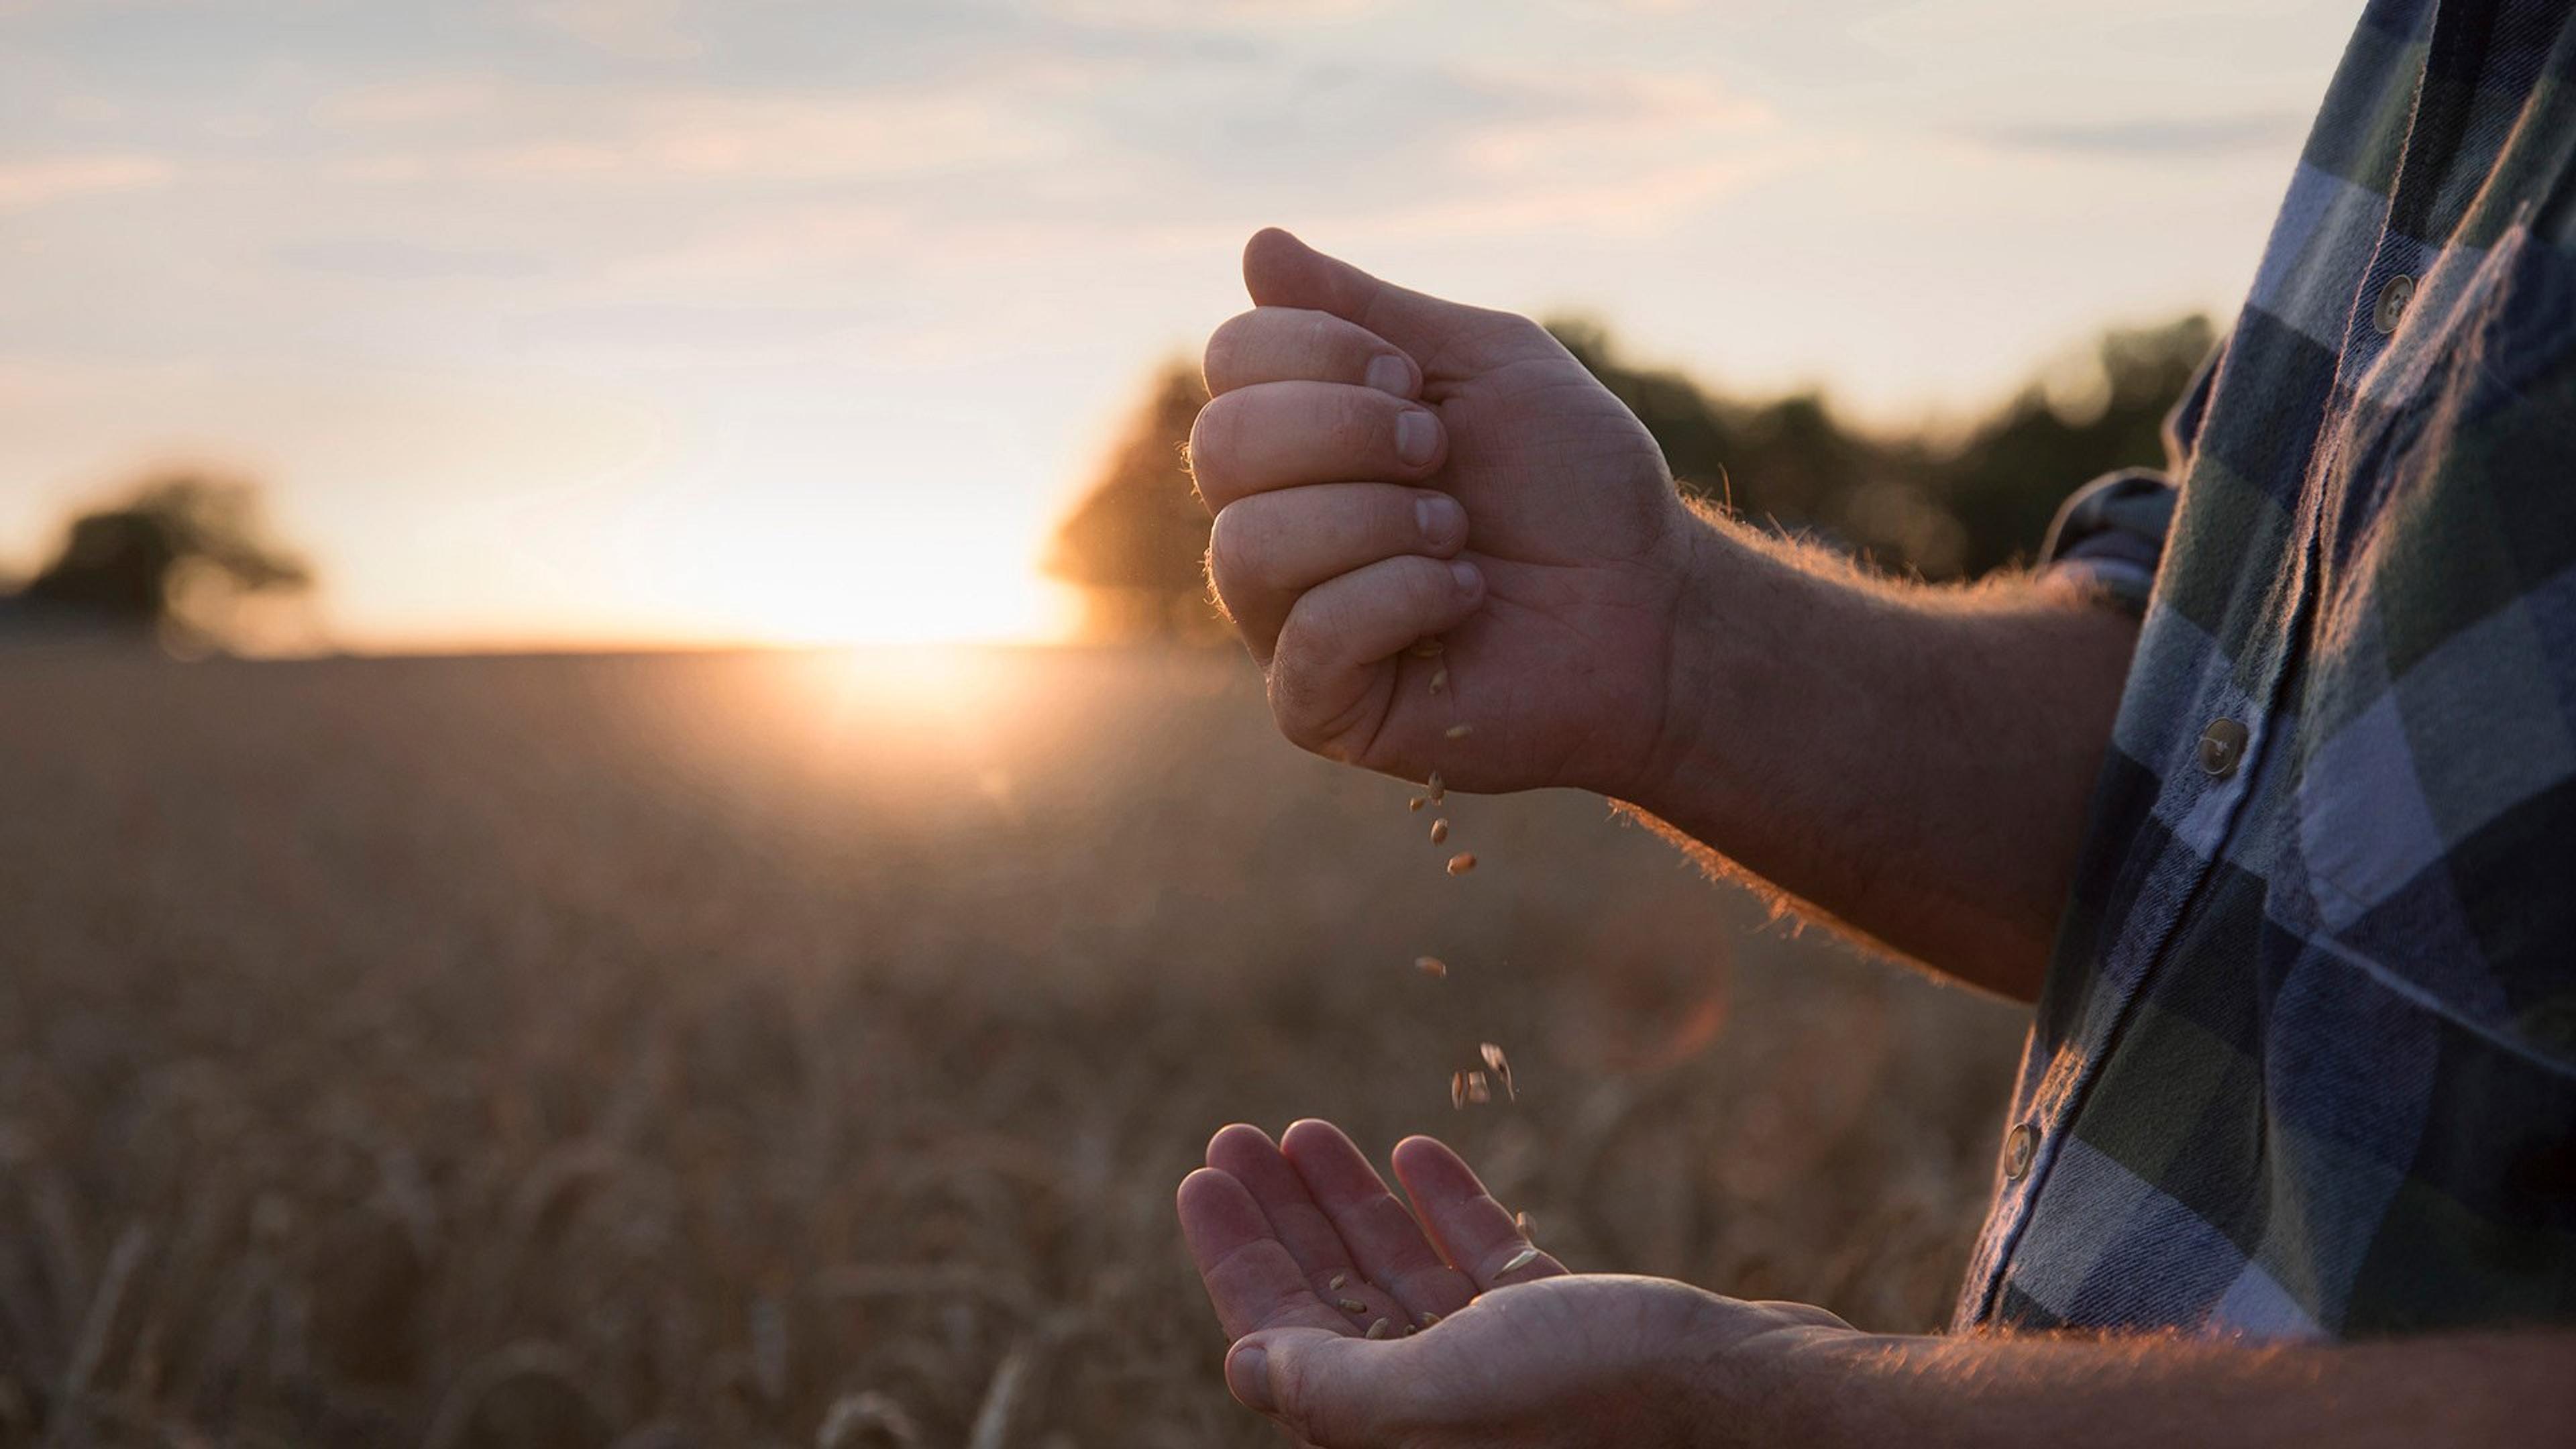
[{"left": 1962, "top": 13, "right": 2483, "bottom": 1318}]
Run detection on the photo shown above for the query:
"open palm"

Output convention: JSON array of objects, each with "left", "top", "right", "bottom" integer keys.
[{"left": 1176, "top": 1121, "right": 1833, "bottom": 1448}]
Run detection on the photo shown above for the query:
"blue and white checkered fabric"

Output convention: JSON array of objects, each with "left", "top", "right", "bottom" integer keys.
[{"left": 1957, "top": 0, "right": 2576, "bottom": 1338}]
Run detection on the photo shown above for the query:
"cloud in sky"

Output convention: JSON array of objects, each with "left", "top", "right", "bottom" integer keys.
[
  {"left": 0, "top": 152, "right": 171, "bottom": 207},
  {"left": 0, "top": 0, "right": 2359, "bottom": 647},
  {"left": 532, "top": 0, "right": 705, "bottom": 61}
]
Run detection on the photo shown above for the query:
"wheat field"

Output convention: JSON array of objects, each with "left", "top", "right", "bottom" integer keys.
[{"left": 0, "top": 647, "right": 2025, "bottom": 1447}]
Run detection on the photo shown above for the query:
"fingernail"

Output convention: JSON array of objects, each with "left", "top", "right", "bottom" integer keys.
[
  {"left": 1365, "top": 354, "right": 1416, "bottom": 397},
  {"left": 1415, "top": 494, "right": 1464, "bottom": 545},
  {"left": 1450, "top": 559, "right": 1482, "bottom": 597},
  {"left": 1226, "top": 1342, "right": 1273, "bottom": 1413},
  {"left": 1395, "top": 409, "right": 1438, "bottom": 468}
]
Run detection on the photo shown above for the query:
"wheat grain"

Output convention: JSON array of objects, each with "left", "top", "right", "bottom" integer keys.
[
  {"left": 1426, "top": 770, "right": 1444, "bottom": 802},
  {"left": 1497, "top": 1246, "right": 1541, "bottom": 1278},
  {"left": 1515, "top": 1211, "right": 1536, "bottom": 1240},
  {"left": 1328, "top": 1272, "right": 1348, "bottom": 1290},
  {"left": 1409, "top": 796, "right": 1426, "bottom": 812},
  {"left": 1444, "top": 724, "right": 1472, "bottom": 741},
  {"left": 1480, "top": 1042, "right": 1515, "bottom": 1099},
  {"left": 1335, "top": 1297, "right": 1368, "bottom": 1314},
  {"left": 1449, "top": 1071, "right": 1467, "bottom": 1110},
  {"left": 1430, "top": 667, "right": 1447, "bottom": 694},
  {"left": 1464, "top": 1071, "right": 1490, "bottom": 1104},
  {"left": 1418, "top": 1311, "right": 1441, "bottom": 1328},
  {"left": 1446, "top": 852, "right": 1477, "bottom": 876},
  {"left": 1365, "top": 1318, "right": 1391, "bottom": 1339},
  {"left": 1409, "top": 639, "right": 1444, "bottom": 658},
  {"left": 1414, "top": 955, "right": 1448, "bottom": 978},
  {"left": 1428, "top": 818, "right": 1448, "bottom": 844}
]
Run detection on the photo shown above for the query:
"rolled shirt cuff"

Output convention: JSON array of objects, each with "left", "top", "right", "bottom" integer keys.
[{"left": 2037, "top": 468, "right": 2176, "bottom": 614}]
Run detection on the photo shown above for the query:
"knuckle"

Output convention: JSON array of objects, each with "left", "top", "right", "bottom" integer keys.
[
  {"left": 1199, "top": 544, "right": 1238, "bottom": 627},
  {"left": 1265, "top": 1351, "right": 1306, "bottom": 1424},
  {"left": 1185, "top": 397, "right": 1236, "bottom": 498},
  {"left": 1401, "top": 555, "right": 1451, "bottom": 610},
  {"left": 1334, "top": 387, "right": 1390, "bottom": 457},
  {"left": 1271, "top": 667, "right": 1374, "bottom": 767},
  {"left": 1303, "top": 309, "right": 1340, "bottom": 367},
  {"left": 1204, "top": 504, "right": 1265, "bottom": 594},
  {"left": 1201, "top": 313, "right": 1252, "bottom": 392},
  {"left": 1267, "top": 641, "right": 1325, "bottom": 729},
  {"left": 1265, "top": 655, "right": 1340, "bottom": 757}
]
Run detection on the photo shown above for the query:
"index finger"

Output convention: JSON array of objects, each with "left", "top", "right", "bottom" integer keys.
[
  {"left": 1204, "top": 307, "right": 1421, "bottom": 399},
  {"left": 1178, "top": 1168, "right": 1359, "bottom": 1340}
]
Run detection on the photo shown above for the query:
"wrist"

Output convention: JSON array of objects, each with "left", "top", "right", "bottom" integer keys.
[
  {"left": 1621, "top": 511, "right": 1837, "bottom": 819},
  {"left": 1672, "top": 1314, "right": 1902, "bottom": 1449}
]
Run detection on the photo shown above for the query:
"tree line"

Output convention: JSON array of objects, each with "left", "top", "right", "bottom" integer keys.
[{"left": 1048, "top": 314, "right": 2215, "bottom": 641}]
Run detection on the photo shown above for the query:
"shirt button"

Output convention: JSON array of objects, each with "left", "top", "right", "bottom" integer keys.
[
  {"left": 2373, "top": 273, "right": 2415, "bottom": 335},
  {"left": 2004, "top": 1122, "right": 2039, "bottom": 1181},
  {"left": 2198, "top": 717, "right": 2248, "bottom": 780}
]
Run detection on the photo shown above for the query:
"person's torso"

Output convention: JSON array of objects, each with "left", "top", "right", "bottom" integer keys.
[{"left": 1958, "top": 0, "right": 2576, "bottom": 1338}]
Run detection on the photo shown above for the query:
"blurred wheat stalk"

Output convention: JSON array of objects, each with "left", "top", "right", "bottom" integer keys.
[{"left": 0, "top": 649, "right": 2020, "bottom": 1448}]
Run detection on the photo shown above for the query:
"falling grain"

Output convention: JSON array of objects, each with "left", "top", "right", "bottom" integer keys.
[
  {"left": 1497, "top": 1246, "right": 1541, "bottom": 1278},
  {"left": 1444, "top": 724, "right": 1472, "bottom": 741},
  {"left": 1464, "top": 1070, "right": 1490, "bottom": 1104},
  {"left": 1430, "top": 667, "right": 1448, "bottom": 694},
  {"left": 1515, "top": 1211, "right": 1536, "bottom": 1241},
  {"left": 1409, "top": 796, "right": 1426, "bottom": 812},
  {"left": 1446, "top": 852, "right": 1477, "bottom": 876},
  {"left": 1450, "top": 1071, "right": 1467, "bottom": 1111},
  {"left": 1481, "top": 1042, "right": 1515, "bottom": 1100},
  {"left": 1429, "top": 818, "right": 1449, "bottom": 845},
  {"left": 1414, "top": 955, "right": 1448, "bottom": 979}
]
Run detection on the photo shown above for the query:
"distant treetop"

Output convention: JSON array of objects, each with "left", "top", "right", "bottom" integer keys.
[
  {"left": 13, "top": 474, "right": 315, "bottom": 653},
  {"left": 1045, "top": 362, "right": 1229, "bottom": 644}
]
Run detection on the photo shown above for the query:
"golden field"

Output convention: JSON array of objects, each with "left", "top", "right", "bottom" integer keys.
[{"left": 0, "top": 647, "right": 2025, "bottom": 1447}]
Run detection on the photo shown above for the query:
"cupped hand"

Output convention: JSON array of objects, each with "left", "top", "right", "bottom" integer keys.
[
  {"left": 1193, "top": 229, "right": 1708, "bottom": 799},
  {"left": 1175, "top": 1120, "right": 1853, "bottom": 1448}
]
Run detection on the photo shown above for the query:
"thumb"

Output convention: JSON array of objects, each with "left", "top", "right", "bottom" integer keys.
[
  {"left": 1225, "top": 1328, "right": 1405, "bottom": 1445},
  {"left": 1240, "top": 227, "right": 1496, "bottom": 368}
]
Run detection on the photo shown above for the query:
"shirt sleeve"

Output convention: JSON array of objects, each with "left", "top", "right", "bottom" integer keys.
[
  {"left": 2037, "top": 468, "right": 2177, "bottom": 612},
  {"left": 2033, "top": 334, "right": 2227, "bottom": 614}
]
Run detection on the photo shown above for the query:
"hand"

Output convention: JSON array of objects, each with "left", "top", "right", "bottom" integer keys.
[
  {"left": 1193, "top": 229, "right": 1707, "bottom": 798},
  {"left": 1175, "top": 1120, "right": 1856, "bottom": 1448}
]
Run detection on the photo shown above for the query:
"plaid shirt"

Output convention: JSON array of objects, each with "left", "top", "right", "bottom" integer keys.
[{"left": 1956, "top": 0, "right": 2576, "bottom": 1338}]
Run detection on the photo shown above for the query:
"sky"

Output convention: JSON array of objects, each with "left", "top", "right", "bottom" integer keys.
[{"left": 0, "top": 0, "right": 2361, "bottom": 650}]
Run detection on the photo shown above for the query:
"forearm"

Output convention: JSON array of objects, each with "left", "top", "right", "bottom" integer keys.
[
  {"left": 1625, "top": 511, "right": 2139, "bottom": 1000},
  {"left": 1748, "top": 1327, "right": 2576, "bottom": 1448}
]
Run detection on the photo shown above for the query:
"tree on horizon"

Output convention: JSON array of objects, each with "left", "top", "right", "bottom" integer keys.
[
  {"left": 11, "top": 474, "right": 315, "bottom": 652},
  {"left": 1044, "top": 361, "right": 1229, "bottom": 644}
]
